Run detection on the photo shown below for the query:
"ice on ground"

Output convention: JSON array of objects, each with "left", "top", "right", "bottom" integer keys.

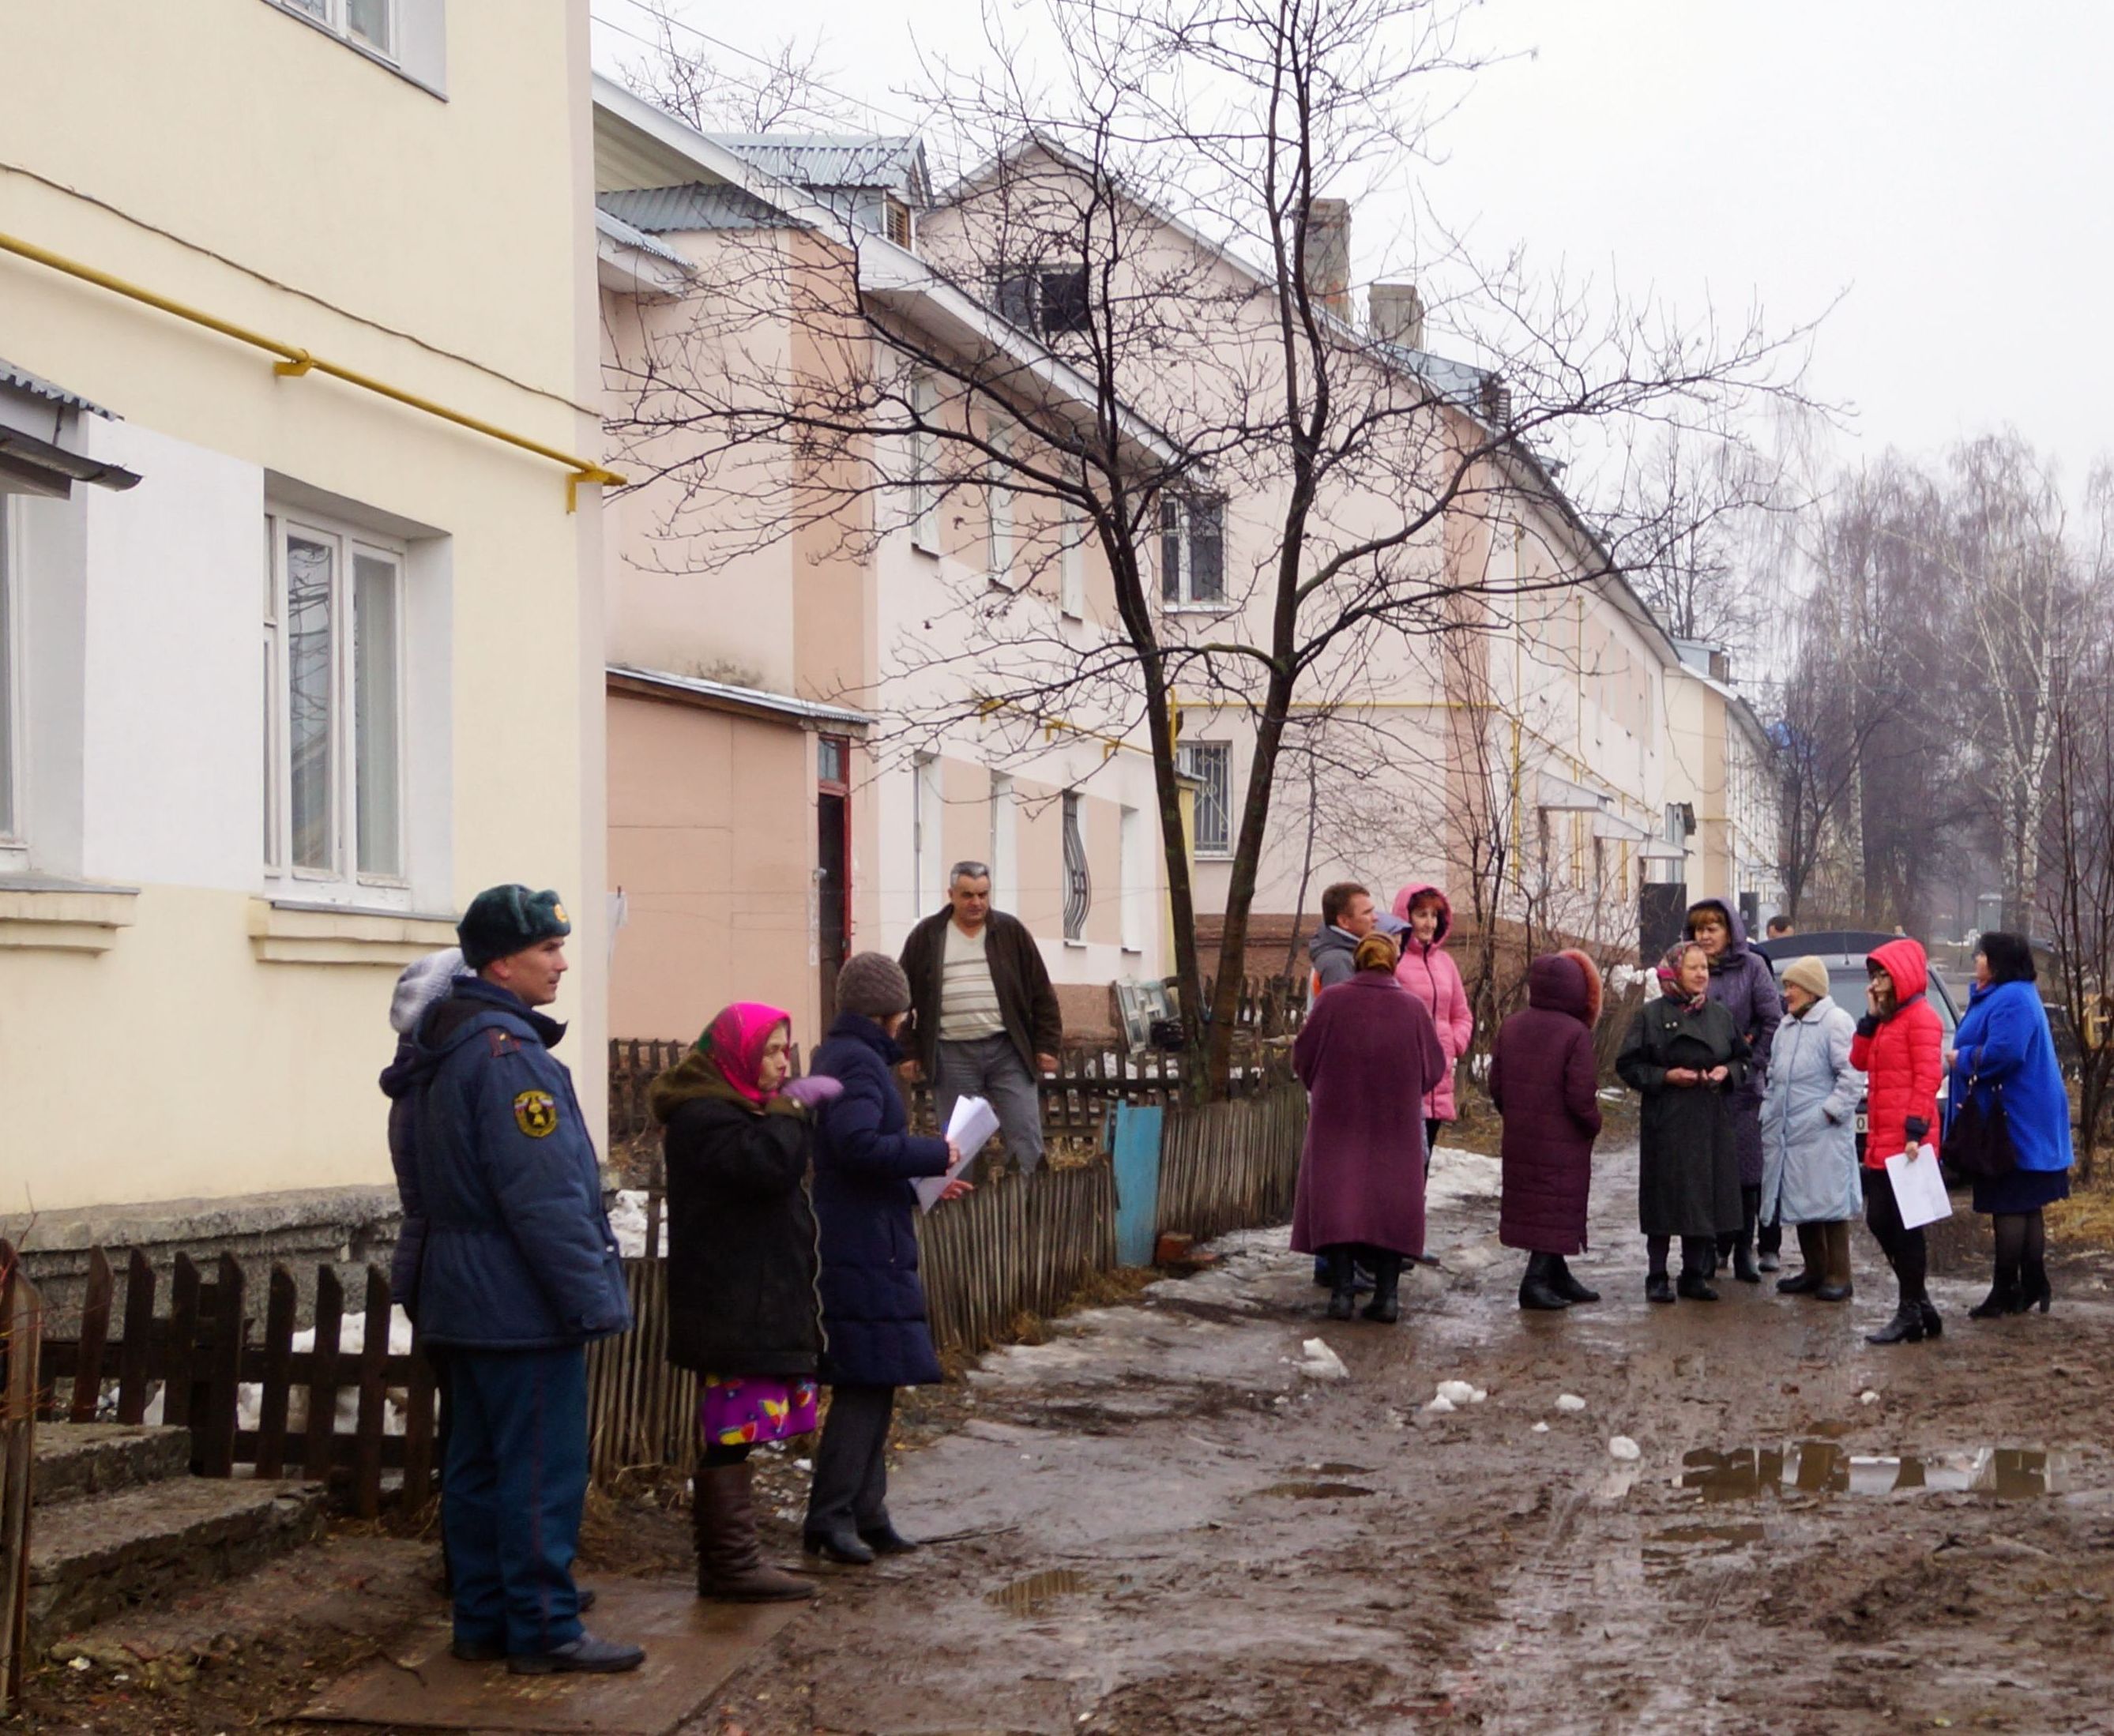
[
  {"left": 1859, "top": 1389, "right": 1881, "bottom": 1405},
  {"left": 1555, "top": 1394, "right": 1587, "bottom": 1412},
  {"left": 1296, "top": 1338, "right": 1349, "bottom": 1381},
  {"left": 1434, "top": 1380, "right": 1485, "bottom": 1406},
  {"left": 1426, "top": 1148, "right": 1502, "bottom": 1208},
  {"left": 1425, "top": 1395, "right": 1456, "bottom": 1414},
  {"left": 1532, "top": 1422, "right": 1550, "bottom": 1434},
  {"left": 1608, "top": 1435, "right": 1642, "bottom": 1461}
]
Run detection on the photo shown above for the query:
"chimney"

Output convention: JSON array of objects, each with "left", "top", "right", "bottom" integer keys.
[
  {"left": 1300, "top": 197, "right": 1352, "bottom": 321},
  {"left": 1369, "top": 281, "right": 1425, "bottom": 350}
]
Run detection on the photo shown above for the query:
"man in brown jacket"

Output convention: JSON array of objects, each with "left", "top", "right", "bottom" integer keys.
[{"left": 899, "top": 862, "right": 1063, "bottom": 1174}]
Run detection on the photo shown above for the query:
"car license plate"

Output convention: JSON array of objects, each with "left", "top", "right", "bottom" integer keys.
[{"left": 1855, "top": 1113, "right": 1868, "bottom": 1134}]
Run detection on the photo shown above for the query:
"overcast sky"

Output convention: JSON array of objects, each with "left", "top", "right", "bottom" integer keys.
[{"left": 590, "top": 0, "right": 2112, "bottom": 487}]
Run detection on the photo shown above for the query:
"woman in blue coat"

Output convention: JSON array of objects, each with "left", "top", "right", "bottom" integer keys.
[
  {"left": 802, "top": 953, "right": 970, "bottom": 1565},
  {"left": 1948, "top": 931, "right": 2072, "bottom": 1317}
]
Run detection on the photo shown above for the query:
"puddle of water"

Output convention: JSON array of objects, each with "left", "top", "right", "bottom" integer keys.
[
  {"left": 1681, "top": 1444, "right": 2063, "bottom": 1502},
  {"left": 987, "top": 1569, "right": 1090, "bottom": 1616},
  {"left": 1649, "top": 1522, "right": 1767, "bottom": 1546},
  {"left": 1258, "top": 1480, "right": 1377, "bottom": 1499},
  {"left": 1310, "top": 1460, "right": 1374, "bottom": 1475}
]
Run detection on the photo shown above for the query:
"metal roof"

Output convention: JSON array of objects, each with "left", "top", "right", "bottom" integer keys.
[
  {"left": 0, "top": 358, "right": 115, "bottom": 419},
  {"left": 597, "top": 182, "right": 790, "bottom": 233},
  {"left": 594, "top": 207, "right": 691, "bottom": 268},
  {"left": 607, "top": 663, "right": 872, "bottom": 729},
  {"left": 705, "top": 133, "right": 927, "bottom": 200}
]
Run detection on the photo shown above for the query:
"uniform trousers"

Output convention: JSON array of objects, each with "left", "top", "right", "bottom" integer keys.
[{"left": 444, "top": 1347, "right": 589, "bottom": 1656}]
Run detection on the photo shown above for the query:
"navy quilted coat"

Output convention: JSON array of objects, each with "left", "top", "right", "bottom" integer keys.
[{"left": 809, "top": 1013, "right": 953, "bottom": 1387}]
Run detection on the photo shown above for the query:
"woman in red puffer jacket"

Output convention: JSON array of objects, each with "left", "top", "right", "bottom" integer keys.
[{"left": 1849, "top": 936, "right": 1945, "bottom": 1346}]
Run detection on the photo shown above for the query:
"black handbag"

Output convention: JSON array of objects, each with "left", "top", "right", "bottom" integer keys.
[{"left": 1946, "top": 1071, "right": 2018, "bottom": 1181}]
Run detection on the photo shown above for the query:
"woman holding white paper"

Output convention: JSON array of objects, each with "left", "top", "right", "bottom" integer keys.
[
  {"left": 803, "top": 953, "right": 970, "bottom": 1565},
  {"left": 1849, "top": 937, "right": 1947, "bottom": 1346}
]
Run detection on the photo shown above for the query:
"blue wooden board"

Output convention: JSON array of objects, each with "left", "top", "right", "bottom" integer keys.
[{"left": 1110, "top": 1100, "right": 1165, "bottom": 1266}]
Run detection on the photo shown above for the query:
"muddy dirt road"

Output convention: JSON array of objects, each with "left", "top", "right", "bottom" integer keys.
[{"left": 717, "top": 1141, "right": 2114, "bottom": 1735}]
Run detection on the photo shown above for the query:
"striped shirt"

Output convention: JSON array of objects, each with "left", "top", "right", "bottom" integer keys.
[{"left": 938, "top": 920, "right": 1007, "bottom": 1041}]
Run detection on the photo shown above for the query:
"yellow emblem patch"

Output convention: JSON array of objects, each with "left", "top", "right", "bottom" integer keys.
[
  {"left": 551, "top": 903, "right": 568, "bottom": 925},
  {"left": 513, "top": 1089, "right": 559, "bottom": 1138}
]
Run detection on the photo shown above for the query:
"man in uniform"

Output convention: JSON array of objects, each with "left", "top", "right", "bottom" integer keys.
[{"left": 407, "top": 885, "right": 641, "bottom": 1674}]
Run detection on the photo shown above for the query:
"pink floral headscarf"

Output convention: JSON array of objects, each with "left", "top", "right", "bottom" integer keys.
[
  {"left": 1657, "top": 942, "right": 1710, "bottom": 1013},
  {"left": 698, "top": 1001, "right": 792, "bottom": 1106}
]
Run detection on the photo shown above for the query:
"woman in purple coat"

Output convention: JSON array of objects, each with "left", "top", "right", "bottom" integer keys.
[
  {"left": 1490, "top": 950, "right": 1605, "bottom": 1311},
  {"left": 1292, "top": 933, "right": 1447, "bottom": 1325},
  {"left": 1686, "top": 898, "right": 1783, "bottom": 1281}
]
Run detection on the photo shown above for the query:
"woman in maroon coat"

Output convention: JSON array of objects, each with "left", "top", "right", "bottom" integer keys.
[
  {"left": 1292, "top": 933, "right": 1448, "bottom": 1325},
  {"left": 1490, "top": 950, "right": 1605, "bottom": 1311}
]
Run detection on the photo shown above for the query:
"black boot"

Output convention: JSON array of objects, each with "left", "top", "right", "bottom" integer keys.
[
  {"left": 857, "top": 1520, "right": 919, "bottom": 1555},
  {"left": 1732, "top": 1242, "right": 1762, "bottom": 1284},
  {"left": 1646, "top": 1271, "right": 1676, "bottom": 1305},
  {"left": 1518, "top": 1253, "right": 1571, "bottom": 1312},
  {"left": 1676, "top": 1269, "right": 1721, "bottom": 1301},
  {"left": 1865, "top": 1303, "right": 1926, "bottom": 1345},
  {"left": 802, "top": 1523, "right": 876, "bottom": 1565},
  {"left": 1549, "top": 1256, "right": 1600, "bottom": 1305},
  {"left": 1325, "top": 1249, "right": 1357, "bottom": 1321},
  {"left": 1361, "top": 1255, "right": 1403, "bottom": 1324},
  {"left": 1918, "top": 1298, "right": 1943, "bottom": 1339},
  {"left": 1969, "top": 1263, "right": 2021, "bottom": 1320},
  {"left": 2019, "top": 1258, "right": 2052, "bottom": 1314}
]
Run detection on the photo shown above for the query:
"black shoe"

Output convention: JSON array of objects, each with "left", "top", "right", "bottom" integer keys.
[
  {"left": 1918, "top": 1300, "right": 1943, "bottom": 1339},
  {"left": 508, "top": 1635, "right": 646, "bottom": 1675},
  {"left": 451, "top": 1636, "right": 506, "bottom": 1663},
  {"left": 1676, "top": 1272, "right": 1720, "bottom": 1302},
  {"left": 858, "top": 1521, "right": 918, "bottom": 1555},
  {"left": 1814, "top": 1281, "right": 1853, "bottom": 1303},
  {"left": 803, "top": 1525, "right": 877, "bottom": 1565},
  {"left": 1776, "top": 1268, "right": 1822, "bottom": 1295},
  {"left": 1969, "top": 1276, "right": 2020, "bottom": 1320},
  {"left": 1326, "top": 1287, "right": 1356, "bottom": 1321},
  {"left": 1757, "top": 1249, "right": 1781, "bottom": 1274},
  {"left": 2020, "top": 1265, "right": 2052, "bottom": 1313},
  {"left": 1865, "top": 1305, "right": 1926, "bottom": 1345},
  {"left": 1361, "top": 1262, "right": 1402, "bottom": 1324},
  {"left": 1549, "top": 1258, "right": 1601, "bottom": 1305},
  {"left": 1646, "top": 1272, "right": 1676, "bottom": 1305},
  {"left": 1732, "top": 1246, "right": 1762, "bottom": 1284},
  {"left": 1518, "top": 1254, "right": 1571, "bottom": 1312}
]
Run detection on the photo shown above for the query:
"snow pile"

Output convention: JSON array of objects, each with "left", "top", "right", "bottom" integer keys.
[
  {"left": 1424, "top": 1146, "right": 1503, "bottom": 1209},
  {"left": 1608, "top": 1435, "right": 1642, "bottom": 1462},
  {"left": 1555, "top": 1393, "right": 1587, "bottom": 1413},
  {"left": 233, "top": 1302, "right": 422, "bottom": 1438},
  {"left": 1294, "top": 1338, "right": 1349, "bottom": 1381},
  {"left": 608, "top": 1189, "right": 665, "bottom": 1258},
  {"left": 1425, "top": 1379, "right": 1487, "bottom": 1414}
]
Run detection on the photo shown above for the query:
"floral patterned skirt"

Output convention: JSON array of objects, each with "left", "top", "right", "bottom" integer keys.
[{"left": 698, "top": 1373, "right": 821, "bottom": 1449}]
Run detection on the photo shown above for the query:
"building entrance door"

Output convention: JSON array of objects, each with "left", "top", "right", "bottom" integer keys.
[{"left": 818, "top": 735, "right": 851, "bottom": 1022}]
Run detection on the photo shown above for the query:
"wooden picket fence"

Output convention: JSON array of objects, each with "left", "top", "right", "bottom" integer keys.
[
  {"left": 23, "top": 1246, "right": 436, "bottom": 1521},
  {"left": 2, "top": 1245, "right": 40, "bottom": 1715}
]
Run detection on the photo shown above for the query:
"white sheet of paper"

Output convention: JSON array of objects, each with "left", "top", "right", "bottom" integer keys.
[
  {"left": 1883, "top": 1142, "right": 1952, "bottom": 1231},
  {"left": 916, "top": 1095, "right": 999, "bottom": 1214}
]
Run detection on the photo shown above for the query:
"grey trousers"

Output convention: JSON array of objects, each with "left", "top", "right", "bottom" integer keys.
[
  {"left": 934, "top": 1034, "right": 1046, "bottom": 1174},
  {"left": 805, "top": 1384, "right": 896, "bottom": 1532}
]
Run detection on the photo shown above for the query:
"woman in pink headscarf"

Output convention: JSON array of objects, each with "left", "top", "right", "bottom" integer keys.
[{"left": 649, "top": 1004, "right": 841, "bottom": 1603}]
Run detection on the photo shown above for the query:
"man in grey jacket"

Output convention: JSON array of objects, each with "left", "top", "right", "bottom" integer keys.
[{"left": 1308, "top": 882, "right": 1379, "bottom": 991}]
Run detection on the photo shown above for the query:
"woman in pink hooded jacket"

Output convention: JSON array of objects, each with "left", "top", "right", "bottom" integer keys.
[{"left": 1393, "top": 884, "right": 1475, "bottom": 1164}]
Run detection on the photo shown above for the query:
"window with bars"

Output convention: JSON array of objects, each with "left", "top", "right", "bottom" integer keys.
[
  {"left": 263, "top": 509, "right": 404, "bottom": 886},
  {"left": 995, "top": 266, "right": 1091, "bottom": 338},
  {"left": 1179, "top": 741, "right": 1232, "bottom": 856},
  {"left": 1062, "top": 791, "right": 1090, "bottom": 941},
  {"left": 1160, "top": 496, "right": 1226, "bottom": 607}
]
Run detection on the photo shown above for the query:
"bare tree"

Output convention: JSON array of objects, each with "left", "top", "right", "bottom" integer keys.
[
  {"left": 604, "top": 0, "right": 1816, "bottom": 1092},
  {"left": 617, "top": 0, "right": 854, "bottom": 134}
]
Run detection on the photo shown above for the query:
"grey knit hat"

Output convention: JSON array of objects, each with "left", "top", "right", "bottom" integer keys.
[{"left": 835, "top": 951, "right": 912, "bottom": 1019}]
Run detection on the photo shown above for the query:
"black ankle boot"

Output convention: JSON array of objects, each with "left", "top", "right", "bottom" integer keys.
[
  {"left": 1732, "top": 1241, "right": 1762, "bottom": 1284},
  {"left": 2019, "top": 1261, "right": 2052, "bottom": 1313},
  {"left": 1969, "top": 1265, "right": 2021, "bottom": 1320},
  {"left": 1361, "top": 1260, "right": 1402, "bottom": 1324},
  {"left": 1646, "top": 1271, "right": 1676, "bottom": 1304},
  {"left": 1865, "top": 1303, "right": 1926, "bottom": 1345},
  {"left": 1518, "top": 1253, "right": 1571, "bottom": 1311},
  {"left": 1918, "top": 1298, "right": 1943, "bottom": 1339},
  {"left": 1325, "top": 1250, "right": 1357, "bottom": 1321},
  {"left": 1549, "top": 1257, "right": 1600, "bottom": 1305},
  {"left": 1676, "top": 1269, "right": 1720, "bottom": 1302}
]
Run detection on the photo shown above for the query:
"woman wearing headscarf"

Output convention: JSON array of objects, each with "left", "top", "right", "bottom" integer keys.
[
  {"left": 1684, "top": 899, "right": 1783, "bottom": 1281},
  {"left": 1489, "top": 949, "right": 1604, "bottom": 1311},
  {"left": 803, "top": 953, "right": 970, "bottom": 1565},
  {"left": 1391, "top": 884, "right": 1475, "bottom": 1166},
  {"left": 1617, "top": 940, "right": 1750, "bottom": 1303},
  {"left": 1759, "top": 957, "right": 1863, "bottom": 1302},
  {"left": 1948, "top": 931, "right": 2072, "bottom": 1317},
  {"left": 651, "top": 1003, "right": 842, "bottom": 1602},
  {"left": 1852, "top": 937, "right": 1947, "bottom": 1344},
  {"left": 1292, "top": 931, "right": 1448, "bottom": 1325}
]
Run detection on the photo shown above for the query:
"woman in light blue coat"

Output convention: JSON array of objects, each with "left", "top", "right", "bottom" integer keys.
[{"left": 1759, "top": 956, "right": 1864, "bottom": 1302}]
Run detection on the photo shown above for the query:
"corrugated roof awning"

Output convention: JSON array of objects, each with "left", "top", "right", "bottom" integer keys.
[
  {"left": 1537, "top": 770, "right": 1610, "bottom": 813},
  {"left": 0, "top": 356, "right": 140, "bottom": 494},
  {"left": 607, "top": 663, "right": 871, "bottom": 730}
]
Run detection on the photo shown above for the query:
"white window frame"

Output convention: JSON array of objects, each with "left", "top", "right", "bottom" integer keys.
[
  {"left": 908, "top": 374, "right": 940, "bottom": 556},
  {"left": 262, "top": 507, "right": 409, "bottom": 902},
  {"left": 1179, "top": 740, "right": 1233, "bottom": 858},
  {"left": 912, "top": 753, "right": 942, "bottom": 915},
  {"left": 988, "top": 771, "right": 1016, "bottom": 910},
  {"left": 1059, "top": 493, "right": 1086, "bottom": 620},
  {"left": 270, "top": 0, "right": 397, "bottom": 61},
  {"left": 0, "top": 496, "right": 23, "bottom": 859},
  {"left": 985, "top": 415, "right": 1013, "bottom": 583},
  {"left": 1119, "top": 804, "right": 1145, "bottom": 953},
  {"left": 1160, "top": 494, "right": 1227, "bottom": 609}
]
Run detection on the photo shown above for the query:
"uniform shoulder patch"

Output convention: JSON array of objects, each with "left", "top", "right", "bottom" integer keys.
[
  {"left": 487, "top": 1029, "right": 518, "bottom": 1057},
  {"left": 513, "top": 1088, "right": 559, "bottom": 1138}
]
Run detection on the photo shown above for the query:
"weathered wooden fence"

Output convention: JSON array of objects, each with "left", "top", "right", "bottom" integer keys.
[{"left": 2, "top": 1245, "right": 45, "bottom": 1715}]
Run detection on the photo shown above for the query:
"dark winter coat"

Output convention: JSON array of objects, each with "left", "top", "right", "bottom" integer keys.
[
  {"left": 809, "top": 1013, "right": 953, "bottom": 1387},
  {"left": 1491, "top": 951, "right": 1604, "bottom": 1256},
  {"left": 657, "top": 1087, "right": 824, "bottom": 1378},
  {"left": 900, "top": 909, "right": 1063, "bottom": 1077},
  {"left": 1687, "top": 898, "right": 1783, "bottom": 1186},
  {"left": 378, "top": 949, "right": 468, "bottom": 1313},
  {"left": 1289, "top": 972, "right": 1448, "bottom": 1259},
  {"left": 1617, "top": 992, "right": 1751, "bottom": 1239},
  {"left": 403, "top": 979, "right": 632, "bottom": 1350},
  {"left": 1849, "top": 937, "right": 1944, "bottom": 1167},
  {"left": 1948, "top": 979, "right": 2072, "bottom": 1174}
]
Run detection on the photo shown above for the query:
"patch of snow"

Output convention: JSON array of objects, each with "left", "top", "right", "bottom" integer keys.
[
  {"left": 1424, "top": 1395, "right": 1457, "bottom": 1414},
  {"left": 1532, "top": 1422, "right": 1550, "bottom": 1434},
  {"left": 609, "top": 1189, "right": 666, "bottom": 1259},
  {"left": 1608, "top": 1435, "right": 1642, "bottom": 1461},
  {"left": 1859, "top": 1388, "right": 1881, "bottom": 1405},
  {"left": 1555, "top": 1394, "right": 1587, "bottom": 1412},
  {"left": 1295, "top": 1338, "right": 1349, "bottom": 1381},
  {"left": 1434, "top": 1380, "right": 1484, "bottom": 1407},
  {"left": 1425, "top": 1146, "right": 1503, "bottom": 1208}
]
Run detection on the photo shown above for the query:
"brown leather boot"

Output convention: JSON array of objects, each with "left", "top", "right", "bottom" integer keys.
[
  {"left": 1815, "top": 1220, "right": 1853, "bottom": 1302},
  {"left": 694, "top": 1462, "right": 815, "bottom": 1602}
]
